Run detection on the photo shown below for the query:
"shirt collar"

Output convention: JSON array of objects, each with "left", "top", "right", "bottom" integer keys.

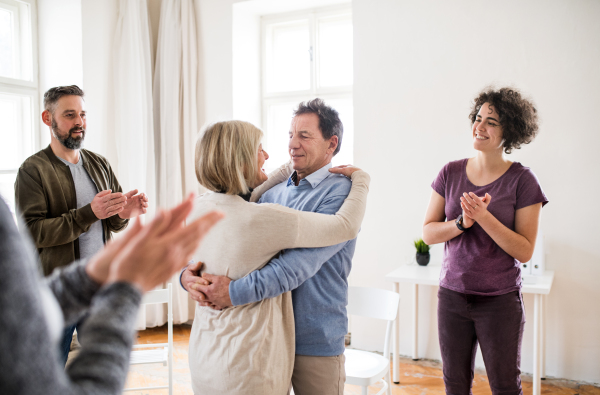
[
  {"left": 216, "top": 188, "right": 253, "bottom": 202},
  {"left": 287, "top": 163, "right": 333, "bottom": 189}
]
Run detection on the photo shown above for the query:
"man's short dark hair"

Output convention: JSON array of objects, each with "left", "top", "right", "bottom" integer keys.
[
  {"left": 294, "top": 98, "right": 343, "bottom": 156},
  {"left": 43, "top": 85, "right": 85, "bottom": 114}
]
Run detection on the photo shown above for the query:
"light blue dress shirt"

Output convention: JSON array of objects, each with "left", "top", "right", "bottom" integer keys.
[{"left": 229, "top": 163, "right": 357, "bottom": 357}]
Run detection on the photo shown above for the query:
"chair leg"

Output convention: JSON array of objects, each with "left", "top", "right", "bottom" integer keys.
[
  {"left": 362, "top": 385, "right": 368, "bottom": 395},
  {"left": 385, "top": 370, "right": 392, "bottom": 395}
]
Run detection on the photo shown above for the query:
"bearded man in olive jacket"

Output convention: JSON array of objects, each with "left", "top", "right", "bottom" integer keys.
[{"left": 14, "top": 85, "right": 149, "bottom": 365}]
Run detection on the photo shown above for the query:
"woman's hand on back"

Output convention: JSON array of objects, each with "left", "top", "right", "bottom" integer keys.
[{"left": 329, "top": 165, "right": 362, "bottom": 178}]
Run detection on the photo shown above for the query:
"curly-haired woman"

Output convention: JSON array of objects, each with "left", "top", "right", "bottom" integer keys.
[{"left": 422, "top": 87, "right": 548, "bottom": 394}]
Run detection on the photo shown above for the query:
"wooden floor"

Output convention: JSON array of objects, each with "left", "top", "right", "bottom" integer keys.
[{"left": 121, "top": 325, "right": 600, "bottom": 395}]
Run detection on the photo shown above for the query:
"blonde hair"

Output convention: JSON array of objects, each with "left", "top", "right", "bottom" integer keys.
[{"left": 195, "top": 121, "right": 263, "bottom": 195}]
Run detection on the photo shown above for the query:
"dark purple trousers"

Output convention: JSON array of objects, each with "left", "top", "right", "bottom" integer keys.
[{"left": 437, "top": 286, "right": 525, "bottom": 395}]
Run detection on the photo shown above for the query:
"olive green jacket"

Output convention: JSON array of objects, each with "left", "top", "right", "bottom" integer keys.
[{"left": 15, "top": 145, "right": 129, "bottom": 276}]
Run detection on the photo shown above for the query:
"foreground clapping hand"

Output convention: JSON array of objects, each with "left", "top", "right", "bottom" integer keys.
[{"left": 86, "top": 193, "right": 224, "bottom": 293}]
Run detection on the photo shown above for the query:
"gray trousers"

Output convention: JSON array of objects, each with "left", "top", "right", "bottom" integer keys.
[{"left": 437, "top": 286, "right": 525, "bottom": 395}]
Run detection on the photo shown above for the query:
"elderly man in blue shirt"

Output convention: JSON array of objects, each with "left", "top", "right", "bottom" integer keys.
[{"left": 184, "top": 98, "right": 356, "bottom": 395}]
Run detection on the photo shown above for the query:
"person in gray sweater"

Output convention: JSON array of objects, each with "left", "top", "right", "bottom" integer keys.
[{"left": 0, "top": 194, "right": 222, "bottom": 395}]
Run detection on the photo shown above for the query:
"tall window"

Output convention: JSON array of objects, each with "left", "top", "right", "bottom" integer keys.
[
  {"left": 0, "top": 0, "right": 38, "bottom": 213},
  {"left": 261, "top": 6, "right": 353, "bottom": 171}
]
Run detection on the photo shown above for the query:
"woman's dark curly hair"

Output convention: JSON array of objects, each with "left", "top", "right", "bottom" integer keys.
[{"left": 469, "top": 87, "right": 539, "bottom": 154}]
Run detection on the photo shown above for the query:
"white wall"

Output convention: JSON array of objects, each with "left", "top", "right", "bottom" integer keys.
[
  {"left": 197, "top": 0, "right": 236, "bottom": 123},
  {"left": 232, "top": 2, "right": 261, "bottom": 127},
  {"left": 37, "top": 0, "right": 83, "bottom": 146},
  {"left": 38, "top": 0, "right": 119, "bottom": 162},
  {"left": 37, "top": 0, "right": 83, "bottom": 90},
  {"left": 79, "top": 0, "right": 118, "bottom": 164},
  {"left": 351, "top": 0, "right": 600, "bottom": 383}
]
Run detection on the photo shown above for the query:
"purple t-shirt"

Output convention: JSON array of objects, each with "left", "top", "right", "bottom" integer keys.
[{"left": 432, "top": 159, "right": 548, "bottom": 295}]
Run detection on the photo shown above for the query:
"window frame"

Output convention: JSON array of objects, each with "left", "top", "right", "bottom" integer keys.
[
  {"left": 0, "top": 0, "right": 38, "bottom": 87},
  {"left": 260, "top": 5, "right": 353, "bottom": 168},
  {"left": 0, "top": 0, "right": 40, "bottom": 213}
]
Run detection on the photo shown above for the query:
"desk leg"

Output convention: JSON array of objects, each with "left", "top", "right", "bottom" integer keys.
[
  {"left": 533, "top": 294, "right": 541, "bottom": 395},
  {"left": 541, "top": 295, "right": 545, "bottom": 379},
  {"left": 393, "top": 282, "right": 400, "bottom": 384},
  {"left": 412, "top": 283, "right": 419, "bottom": 360}
]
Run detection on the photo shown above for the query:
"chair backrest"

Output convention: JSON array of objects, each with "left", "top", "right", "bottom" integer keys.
[
  {"left": 348, "top": 286, "right": 400, "bottom": 359},
  {"left": 141, "top": 284, "right": 171, "bottom": 305},
  {"left": 347, "top": 286, "right": 400, "bottom": 321}
]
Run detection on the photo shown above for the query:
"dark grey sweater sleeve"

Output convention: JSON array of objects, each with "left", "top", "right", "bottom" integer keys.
[
  {"left": 0, "top": 198, "right": 142, "bottom": 395},
  {"left": 45, "top": 259, "right": 102, "bottom": 326}
]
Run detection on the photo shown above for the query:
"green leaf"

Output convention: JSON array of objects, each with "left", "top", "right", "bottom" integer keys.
[{"left": 414, "top": 238, "right": 430, "bottom": 253}]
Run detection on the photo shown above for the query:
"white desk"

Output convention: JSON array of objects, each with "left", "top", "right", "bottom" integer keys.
[{"left": 385, "top": 265, "right": 554, "bottom": 395}]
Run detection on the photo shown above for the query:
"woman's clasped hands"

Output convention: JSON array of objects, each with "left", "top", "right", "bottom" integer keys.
[{"left": 460, "top": 192, "right": 492, "bottom": 228}]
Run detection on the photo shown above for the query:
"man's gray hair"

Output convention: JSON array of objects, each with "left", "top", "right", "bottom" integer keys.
[
  {"left": 43, "top": 85, "right": 85, "bottom": 114},
  {"left": 294, "top": 98, "right": 343, "bottom": 156}
]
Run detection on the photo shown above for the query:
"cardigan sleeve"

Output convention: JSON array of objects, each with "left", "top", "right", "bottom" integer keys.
[{"left": 291, "top": 171, "right": 370, "bottom": 248}]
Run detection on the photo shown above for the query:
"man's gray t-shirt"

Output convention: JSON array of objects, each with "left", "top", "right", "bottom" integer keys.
[{"left": 57, "top": 155, "right": 104, "bottom": 259}]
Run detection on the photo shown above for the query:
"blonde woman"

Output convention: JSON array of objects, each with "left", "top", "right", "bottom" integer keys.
[{"left": 184, "top": 120, "right": 369, "bottom": 394}]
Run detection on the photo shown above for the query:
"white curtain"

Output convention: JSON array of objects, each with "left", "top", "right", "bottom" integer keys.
[
  {"left": 152, "top": 0, "right": 201, "bottom": 325},
  {"left": 111, "top": 0, "right": 200, "bottom": 328},
  {"left": 112, "top": 0, "right": 161, "bottom": 329},
  {"left": 113, "top": 0, "right": 156, "bottom": 210}
]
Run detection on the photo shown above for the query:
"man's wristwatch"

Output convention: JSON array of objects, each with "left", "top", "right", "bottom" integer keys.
[{"left": 455, "top": 214, "right": 469, "bottom": 231}]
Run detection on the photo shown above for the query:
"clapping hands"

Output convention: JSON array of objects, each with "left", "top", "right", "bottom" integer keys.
[
  {"left": 118, "top": 189, "right": 150, "bottom": 219},
  {"left": 460, "top": 192, "right": 492, "bottom": 227}
]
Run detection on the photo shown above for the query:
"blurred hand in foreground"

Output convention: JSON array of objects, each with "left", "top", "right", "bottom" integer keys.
[{"left": 86, "top": 193, "right": 224, "bottom": 293}]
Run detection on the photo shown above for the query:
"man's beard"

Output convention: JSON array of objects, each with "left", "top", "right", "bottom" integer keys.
[{"left": 51, "top": 118, "right": 85, "bottom": 150}]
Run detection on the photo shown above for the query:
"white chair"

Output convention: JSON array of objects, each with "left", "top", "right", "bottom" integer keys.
[
  {"left": 345, "top": 286, "right": 400, "bottom": 395},
  {"left": 123, "top": 283, "right": 173, "bottom": 395}
]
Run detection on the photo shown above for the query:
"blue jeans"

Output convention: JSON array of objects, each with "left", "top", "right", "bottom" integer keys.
[
  {"left": 60, "top": 320, "right": 84, "bottom": 366},
  {"left": 437, "top": 286, "right": 526, "bottom": 395}
]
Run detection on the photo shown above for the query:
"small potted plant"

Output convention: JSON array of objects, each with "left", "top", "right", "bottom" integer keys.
[{"left": 414, "top": 238, "right": 430, "bottom": 266}]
